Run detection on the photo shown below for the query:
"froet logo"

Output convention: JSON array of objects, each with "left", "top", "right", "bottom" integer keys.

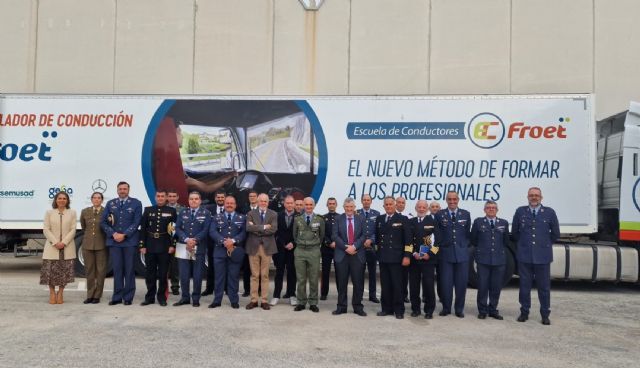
[
  {"left": 48, "top": 185, "right": 73, "bottom": 199},
  {"left": 0, "top": 189, "right": 35, "bottom": 198},
  {"left": 92, "top": 179, "right": 107, "bottom": 193},
  {"left": 468, "top": 113, "right": 570, "bottom": 149}
]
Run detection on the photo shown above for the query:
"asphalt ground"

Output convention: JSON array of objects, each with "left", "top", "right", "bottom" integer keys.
[{"left": 0, "top": 254, "right": 638, "bottom": 368}]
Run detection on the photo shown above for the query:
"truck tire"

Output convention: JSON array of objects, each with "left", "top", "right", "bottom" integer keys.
[
  {"left": 467, "top": 247, "right": 478, "bottom": 289},
  {"left": 468, "top": 247, "right": 517, "bottom": 288},
  {"left": 134, "top": 251, "right": 147, "bottom": 276},
  {"left": 502, "top": 249, "right": 516, "bottom": 287}
]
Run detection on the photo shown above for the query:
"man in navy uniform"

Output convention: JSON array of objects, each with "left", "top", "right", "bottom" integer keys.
[
  {"left": 375, "top": 196, "right": 412, "bottom": 319},
  {"left": 101, "top": 181, "right": 142, "bottom": 306},
  {"left": 271, "top": 195, "right": 297, "bottom": 306},
  {"left": 209, "top": 195, "right": 246, "bottom": 309},
  {"left": 470, "top": 200, "right": 509, "bottom": 320},
  {"left": 434, "top": 191, "right": 471, "bottom": 318},
  {"left": 202, "top": 190, "right": 226, "bottom": 296},
  {"left": 139, "top": 190, "right": 177, "bottom": 306},
  {"left": 173, "top": 191, "right": 212, "bottom": 307},
  {"left": 167, "top": 189, "right": 185, "bottom": 296},
  {"left": 332, "top": 197, "right": 367, "bottom": 316},
  {"left": 357, "top": 194, "right": 380, "bottom": 303},
  {"left": 408, "top": 200, "right": 438, "bottom": 319},
  {"left": 512, "top": 187, "right": 559, "bottom": 325},
  {"left": 320, "top": 197, "right": 339, "bottom": 300}
]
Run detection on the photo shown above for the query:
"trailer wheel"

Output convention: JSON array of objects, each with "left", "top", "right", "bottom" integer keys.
[
  {"left": 135, "top": 251, "right": 147, "bottom": 276},
  {"left": 467, "top": 247, "right": 478, "bottom": 289},
  {"left": 502, "top": 249, "right": 516, "bottom": 287}
]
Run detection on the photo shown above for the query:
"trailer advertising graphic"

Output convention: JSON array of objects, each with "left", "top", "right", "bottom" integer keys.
[{"left": 0, "top": 95, "right": 596, "bottom": 233}]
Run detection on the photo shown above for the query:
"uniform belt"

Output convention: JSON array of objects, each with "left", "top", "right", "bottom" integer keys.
[{"left": 148, "top": 231, "right": 169, "bottom": 238}]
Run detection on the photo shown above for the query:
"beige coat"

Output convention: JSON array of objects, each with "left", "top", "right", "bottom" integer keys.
[
  {"left": 245, "top": 208, "right": 278, "bottom": 256},
  {"left": 43, "top": 208, "right": 77, "bottom": 260}
]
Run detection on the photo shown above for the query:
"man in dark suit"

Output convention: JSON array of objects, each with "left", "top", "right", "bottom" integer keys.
[
  {"left": 408, "top": 200, "right": 438, "bottom": 319},
  {"left": 101, "top": 181, "right": 142, "bottom": 306},
  {"left": 271, "top": 195, "right": 297, "bottom": 306},
  {"left": 331, "top": 197, "right": 367, "bottom": 316},
  {"left": 202, "top": 190, "right": 226, "bottom": 296},
  {"left": 470, "top": 200, "right": 509, "bottom": 320},
  {"left": 375, "top": 196, "right": 413, "bottom": 319},
  {"left": 245, "top": 193, "right": 278, "bottom": 310},
  {"left": 209, "top": 195, "right": 246, "bottom": 309},
  {"left": 139, "top": 190, "right": 177, "bottom": 307},
  {"left": 512, "top": 187, "right": 559, "bottom": 325},
  {"left": 173, "top": 191, "right": 211, "bottom": 307},
  {"left": 435, "top": 191, "right": 472, "bottom": 318}
]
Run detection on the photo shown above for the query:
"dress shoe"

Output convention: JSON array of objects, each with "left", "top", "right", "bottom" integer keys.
[
  {"left": 209, "top": 302, "right": 221, "bottom": 309},
  {"left": 355, "top": 310, "right": 367, "bottom": 317},
  {"left": 410, "top": 311, "right": 421, "bottom": 317},
  {"left": 201, "top": 289, "right": 213, "bottom": 296},
  {"left": 270, "top": 298, "right": 279, "bottom": 306},
  {"left": 261, "top": 302, "right": 271, "bottom": 310},
  {"left": 140, "top": 300, "right": 154, "bottom": 306},
  {"left": 439, "top": 311, "right": 450, "bottom": 316},
  {"left": 173, "top": 299, "right": 190, "bottom": 306},
  {"left": 424, "top": 313, "right": 433, "bottom": 319},
  {"left": 282, "top": 293, "right": 292, "bottom": 299},
  {"left": 171, "top": 289, "right": 180, "bottom": 296},
  {"left": 309, "top": 305, "right": 319, "bottom": 313},
  {"left": 83, "top": 298, "right": 93, "bottom": 304},
  {"left": 192, "top": 302, "right": 200, "bottom": 307},
  {"left": 395, "top": 314, "right": 404, "bottom": 319},
  {"left": 124, "top": 301, "right": 132, "bottom": 306},
  {"left": 320, "top": 295, "right": 327, "bottom": 301},
  {"left": 403, "top": 297, "right": 410, "bottom": 303},
  {"left": 108, "top": 300, "right": 122, "bottom": 306},
  {"left": 332, "top": 310, "right": 346, "bottom": 315},
  {"left": 242, "top": 291, "right": 250, "bottom": 297},
  {"left": 517, "top": 313, "right": 529, "bottom": 322},
  {"left": 369, "top": 297, "right": 380, "bottom": 304},
  {"left": 246, "top": 302, "right": 259, "bottom": 310},
  {"left": 489, "top": 313, "right": 504, "bottom": 320},
  {"left": 376, "top": 311, "right": 390, "bottom": 317},
  {"left": 159, "top": 301, "right": 167, "bottom": 307},
  {"left": 90, "top": 298, "right": 100, "bottom": 304},
  {"left": 231, "top": 303, "right": 239, "bottom": 309},
  {"left": 478, "top": 313, "right": 487, "bottom": 319},
  {"left": 294, "top": 305, "right": 306, "bottom": 312},
  {"left": 542, "top": 317, "right": 551, "bottom": 325},
  {"left": 455, "top": 312, "right": 465, "bottom": 318}
]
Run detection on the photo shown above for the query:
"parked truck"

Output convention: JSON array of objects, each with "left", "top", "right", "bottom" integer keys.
[{"left": 0, "top": 94, "right": 637, "bottom": 284}]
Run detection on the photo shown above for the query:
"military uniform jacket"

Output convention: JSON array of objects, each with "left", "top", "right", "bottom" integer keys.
[
  {"left": 434, "top": 208, "right": 471, "bottom": 263},
  {"left": 80, "top": 206, "right": 106, "bottom": 251},
  {"left": 470, "top": 217, "right": 509, "bottom": 266},
  {"left": 409, "top": 215, "right": 438, "bottom": 265},
  {"left": 357, "top": 208, "right": 380, "bottom": 245},
  {"left": 322, "top": 212, "right": 338, "bottom": 247},
  {"left": 375, "top": 213, "right": 412, "bottom": 264},
  {"left": 275, "top": 210, "right": 297, "bottom": 251},
  {"left": 209, "top": 212, "right": 247, "bottom": 257},
  {"left": 512, "top": 205, "right": 559, "bottom": 264},
  {"left": 139, "top": 205, "right": 177, "bottom": 253},
  {"left": 101, "top": 197, "right": 142, "bottom": 247},
  {"left": 175, "top": 207, "right": 212, "bottom": 255},
  {"left": 293, "top": 213, "right": 325, "bottom": 248}
]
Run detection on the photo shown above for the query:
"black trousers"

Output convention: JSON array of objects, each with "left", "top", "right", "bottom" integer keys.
[
  {"left": 335, "top": 255, "right": 365, "bottom": 312},
  {"left": 168, "top": 253, "right": 180, "bottom": 291},
  {"left": 402, "top": 266, "right": 409, "bottom": 299},
  {"left": 409, "top": 262, "right": 435, "bottom": 314},
  {"left": 205, "top": 244, "right": 215, "bottom": 292},
  {"left": 379, "top": 262, "right": 404, "bottom": 316},
  {"left": 144, "top": 252, "right": 170, "bottom": 303},
  {"left": 365, "top": 249, "right": 378, "bottom": 296},
  {"left": 242, "top": 254, "right": 251, "bottom": 293},
  {"left": 320, "top": 246, "right": 336, "bottom": 297},
  {"left": 272, "top": 248, "right": 296, "bottom": 298}
]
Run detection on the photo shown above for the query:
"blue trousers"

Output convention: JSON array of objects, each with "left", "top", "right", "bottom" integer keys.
[
  {"left": 213, "top": 253, "right": 243, "bottom": 304},
  {"left": 178, "top": 254, "right": 205, "bottom": 303},
  {"left": 439, "top": 260, "right": 468, "bottom": 314},
  {"left": 365, "top": 249, "right": 378, "bottom": 296},
  {"left": 476, "top": 263, "right": 505, "bottom": 315},
  {"left": 518, "top": 262, "right": 551, "bottom": 318},
  {"left": 109, "top": 246, "right": 136, "bottom": 303}
]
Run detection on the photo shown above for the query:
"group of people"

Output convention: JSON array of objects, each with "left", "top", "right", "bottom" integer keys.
[{"left": 41, "top": 183, "right": 559, "bottom": 325}]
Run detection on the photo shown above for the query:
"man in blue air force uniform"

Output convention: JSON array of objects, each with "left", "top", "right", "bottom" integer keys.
[{"left": 356, "top": 194, "right": 381, "bottom": 304}]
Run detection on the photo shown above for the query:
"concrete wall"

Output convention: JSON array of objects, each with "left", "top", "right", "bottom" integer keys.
[{"left": 0, "top": 0, "right": 639, "bottom": 119}]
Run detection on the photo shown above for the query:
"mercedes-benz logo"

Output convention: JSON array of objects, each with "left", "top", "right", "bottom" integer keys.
[{"left": 92, "top": 179, "right": 107, "bottom": 193}]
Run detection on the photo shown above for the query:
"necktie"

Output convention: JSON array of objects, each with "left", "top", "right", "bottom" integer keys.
[
  {"left": 532, "top": 209, "right": 537, "bottom": 218},
  {"left": 286, "top": 214, "right": 291, "bottom": 227},
  {"left": 119, "top": 200, "right": 124, "bottom": 208},
  {"left": 219, "top": 207, "right": 224, "bottom": 214},
  {"left": 365, "top": 211, "right": 369, "bottom": 219},
  {"left": 418, "top": 217, "right": 422, "bottom": 223},
  {"left": 94, "top": 209, "right": 98, "bottom": 216},
  {"left": 386, "top": 215, "right": 390, "bottom": 223},
  {"left": 260, "top": 211, "right": 265, "bottom": 223},
  {"left": 190, "top": 210, "right": 195, "bottom": 220},
  {"left": 451, "top": 212, "right": 456, "bottom": 222},
  {"left": 227, "top": 214, "right": 232, "bottom": 223},
  {"left": 490, "top": 219, "right": 495, "bottom": 229},
  {"left": 306, "top": 215, "right": 310, "bottom": 225},
  {"left": 347, "top": 217, "right": 354, "bottom": 245}
]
